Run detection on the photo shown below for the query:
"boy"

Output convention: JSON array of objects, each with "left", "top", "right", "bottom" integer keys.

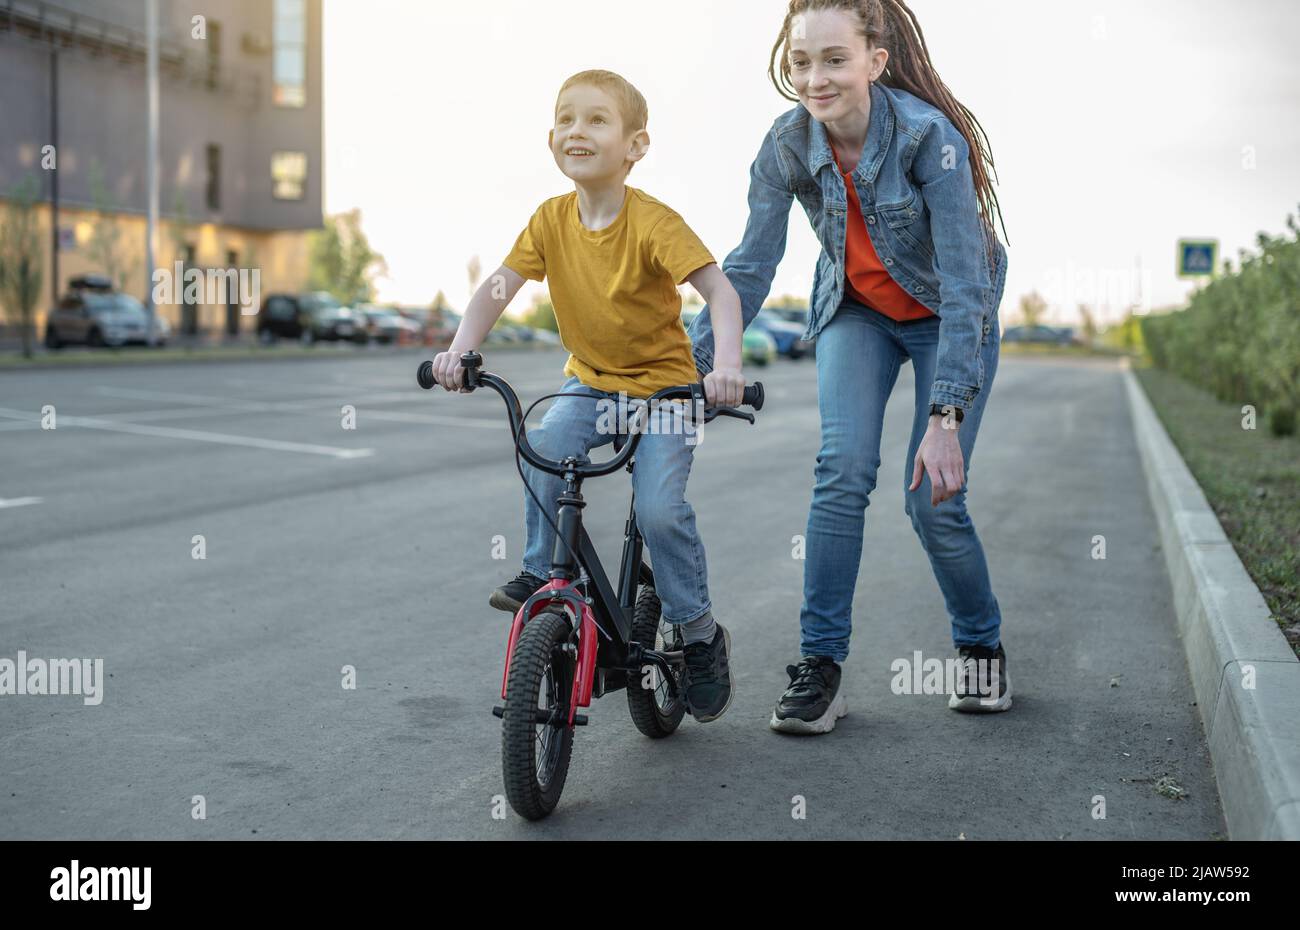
[{"left": 430, "top": 69, "right": 745, "bottom": 722}]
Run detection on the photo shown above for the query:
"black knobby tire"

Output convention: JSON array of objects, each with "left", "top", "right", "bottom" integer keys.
[
  {"left": 501, "top": 610, "right": 576, "bottom": 820},
  {"left": 625, "top": 586, "right": 686, "bottom": 738}
]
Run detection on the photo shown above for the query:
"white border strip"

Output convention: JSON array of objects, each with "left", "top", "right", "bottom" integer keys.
[{"left": 1124, "top": 364, "right": 1300, "bottom": 839}]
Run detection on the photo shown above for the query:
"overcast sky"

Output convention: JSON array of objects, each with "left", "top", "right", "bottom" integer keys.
[{"left": 323, "top": 0, "right": 1300, "bottom": 325}]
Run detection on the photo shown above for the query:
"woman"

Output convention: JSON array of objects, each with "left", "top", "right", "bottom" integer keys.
[{"left": 689, "top": 0, "right": 1011, "bottom": 734}]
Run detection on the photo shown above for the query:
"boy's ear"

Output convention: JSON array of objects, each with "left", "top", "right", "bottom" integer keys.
[
  {"left": 626, "top": 129, "right": 650, "bottom": 165},
  {"left": 548, "top": 128, "right": 555, "bottom": 150}
]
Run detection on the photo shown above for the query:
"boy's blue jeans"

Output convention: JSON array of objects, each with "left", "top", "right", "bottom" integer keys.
[
  {"left": 800, "top": 299, "right": 1003, "bottom": 661},
  {"left": 521, "top": 376, "right": 712, "bottom": 626}
]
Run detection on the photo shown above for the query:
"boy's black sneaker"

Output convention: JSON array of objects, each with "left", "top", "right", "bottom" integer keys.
[
  {"left": 682, "top": 623, "right": 733, "bottom": 723},
  {"left": 948, "top": 642, "right": 1012, "bottom": 712},
  {"left": 769, "top": 655, "right": 847, "bottom": 735},
  {"left": 488, "top": 571, "right": 547, "bottom": 614}
]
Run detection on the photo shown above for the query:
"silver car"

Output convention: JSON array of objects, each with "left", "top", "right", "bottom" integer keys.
[{"left": 45, "top": 287, "right": 170, "bottom": 348}]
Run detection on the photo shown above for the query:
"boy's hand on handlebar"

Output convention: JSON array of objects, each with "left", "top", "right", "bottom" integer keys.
[
  {"left": 431, "top": 350, "right": 470, "bottom": 392},
  {"left": 703, "top": 366, "right": 745, "bottom": 408}
]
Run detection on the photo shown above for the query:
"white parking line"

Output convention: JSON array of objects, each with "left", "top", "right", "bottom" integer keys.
[
  {"left": 92, "top": 386, "right": 506, "bottom": 427},
  {"left": 0, "top": 497, "right": 43, "bottom": 509},
  {"left": 0, "top": 407, "right": 372, "bottom": 459}
]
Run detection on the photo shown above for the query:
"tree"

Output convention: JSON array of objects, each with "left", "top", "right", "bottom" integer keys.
[
  {"left": 467, "top": 255, "right": 482, "bottom": 300},
  {"left": 0, "top": 176, "right": 45, "bottom": 358},
  {"left": 307, "top": 209, "right": 388, "bottom": 305},
  {"left": 764, "top": 294, "right": 808, "bottom": 310},
  {"left": 1077, "top": 304, "right": 1098, "bottom": 345},
  {"left": 521, "top": 293, "right": 558, "bottom": 332},
  {"left": 1017, "top": 290, "right": 1048, "bottom": 328}
]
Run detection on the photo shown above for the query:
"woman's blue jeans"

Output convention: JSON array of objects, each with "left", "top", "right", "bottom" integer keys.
[{"left": 799, "top": 299, "right": 1003, "bottom": 661}]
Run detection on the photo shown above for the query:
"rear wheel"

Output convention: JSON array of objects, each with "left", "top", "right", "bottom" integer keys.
[
  {"left": 625, "top": 586, "right": 686, "bottom": 738},
  {"left": 44, "top": 326, "right": 62, "bottom": 350},
  {"left": 501, "top": 611, "right": 576, "bottom": 820}
]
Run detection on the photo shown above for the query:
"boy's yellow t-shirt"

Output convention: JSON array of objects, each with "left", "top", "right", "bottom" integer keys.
[{"left": 503, "top": 186, "right": 715, "bottom": 397}]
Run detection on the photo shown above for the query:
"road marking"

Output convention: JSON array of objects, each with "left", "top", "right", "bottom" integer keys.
[
  {"left": 91, "top": 386, "right": 505, "bottom": 427},
  {"left": 94, "top": 386, "right": 282, "bottom": 410},
  {"left": 359, "top": 410, "right": 507, "bottom": 429},
  {"left": 0, "top": 497, "right": 42, "bottom": 509},
  {"left": 0, "top": 407, "right": 373, "bottom": 459}
]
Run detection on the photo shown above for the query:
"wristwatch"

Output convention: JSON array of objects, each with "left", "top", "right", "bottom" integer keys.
[{"left": 929, "top": 403, "right": 964, "bottom": 424}]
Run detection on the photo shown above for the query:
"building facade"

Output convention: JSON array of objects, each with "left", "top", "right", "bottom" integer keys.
[{"left": 0, "top": 0, "right": 323, "bottom": 337}]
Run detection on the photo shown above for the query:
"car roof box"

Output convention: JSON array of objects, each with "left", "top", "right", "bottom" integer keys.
[{"left": 69, "top": 274, "right": 114, "bottom": 291}]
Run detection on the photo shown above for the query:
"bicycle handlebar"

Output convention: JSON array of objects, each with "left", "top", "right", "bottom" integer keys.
[{"left": 417, "top": 352, "right": 764, "bottom": 479}]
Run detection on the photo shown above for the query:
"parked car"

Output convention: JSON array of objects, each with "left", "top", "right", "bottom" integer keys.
[
  {"left": 394, "top": 307, "right": 433, "bottom": 344},
  {"left": 743, "top": 327, "right": 778, "bottom": 367},
  {"left": 681, "top": 307, "right": 776, "bottom": 367},
  {"left": 1002, "top": 324, "right": 1076, "bottom": 346},
  {"left": 766, "top": 305, "right": 811, "bottom": 327},
  {"left": 257, "top": 292, "right": 368, "bottom": 345},
  {"left": 359, "top": 306, "right": 423, "bottom": 345},
  {"left": 430, "top": 308, "right": 461, "bottom": 345},
  {"left": 753, "top": 308, "right": 813, "bottom": 359},
  {"left": 44, "top": 275, "right": 170, "bottom": 348},
  {"left": 485, "top": 322, "right": 549, "bottom": 345}
]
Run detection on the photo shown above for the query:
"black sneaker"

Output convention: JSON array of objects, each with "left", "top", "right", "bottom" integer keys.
[
  {"left": 682, "top": 623, "right": 733, "bottom": 723},
  {"left": 488, "top": 571, "right": 547, "bottom": 614},
  {"left": 769, "top": 656, "right": 847, "bottom": 735},
  {"left": 948, "top": 643, "right": 1012, "bottom": 712}
]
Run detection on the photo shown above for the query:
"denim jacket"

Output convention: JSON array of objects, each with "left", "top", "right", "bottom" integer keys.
[{"left": 689, "top": 81, "right": 1008, "bottom": 411}]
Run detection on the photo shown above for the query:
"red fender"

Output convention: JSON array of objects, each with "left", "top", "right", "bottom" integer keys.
[{"left": 501, "top": 581, "right": 598, "bottom": 723}]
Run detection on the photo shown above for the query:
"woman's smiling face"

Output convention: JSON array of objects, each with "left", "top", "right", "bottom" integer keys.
[{"left": 787, "top": 8, "right": 887, "bottom": 122}]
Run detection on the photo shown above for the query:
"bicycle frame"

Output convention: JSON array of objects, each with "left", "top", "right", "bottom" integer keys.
[
  {"left": 419, "top": 351, "right": 759, "bottom": 726},
  {"left": 500, "top": 459, "right": 670, "bottom": 724}
]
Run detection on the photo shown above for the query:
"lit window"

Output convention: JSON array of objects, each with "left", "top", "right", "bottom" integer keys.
[
  {"left": 273, "top": 0, "right": 306, "bottom": 107},
  {"left": 272, "top": 151, "right": 307, "bottom": 200}
]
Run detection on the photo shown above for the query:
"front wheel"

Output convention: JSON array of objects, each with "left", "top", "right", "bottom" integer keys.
[
  {"left": 625, "top": 586, "right": 686, "bottom": 738},
  {"left": 501, "top": 611, "right": 576, "bottom": 820}
]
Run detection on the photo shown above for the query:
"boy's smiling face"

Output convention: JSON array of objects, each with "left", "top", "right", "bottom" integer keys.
[{"left": 549, "top": 84, "right": 648, "bottom": 183}]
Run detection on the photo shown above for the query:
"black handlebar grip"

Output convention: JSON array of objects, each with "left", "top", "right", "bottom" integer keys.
[
  {"left": 417, "top": 360, "right": 436, "bottom": 390},
  {"left": 743, "top": 382, "right": 765, "bottom": 412}
]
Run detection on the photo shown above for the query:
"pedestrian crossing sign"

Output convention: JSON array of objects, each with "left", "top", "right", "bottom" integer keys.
[{"left": 1176, "top": 239, "right": 1219, "bottom": 279}]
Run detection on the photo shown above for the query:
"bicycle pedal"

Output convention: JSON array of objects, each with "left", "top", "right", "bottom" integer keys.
[{"left": 492, "top": 704, "right": 588, "bottom": 726}]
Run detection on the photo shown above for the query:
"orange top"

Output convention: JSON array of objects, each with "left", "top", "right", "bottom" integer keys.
[{"left": 833, "top": 148, "right": 936, "bottom": 323}]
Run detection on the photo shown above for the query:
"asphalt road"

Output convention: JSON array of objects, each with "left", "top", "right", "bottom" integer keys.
[{"left": 0, "top": 347, "right": 1226, "bottom": 838}]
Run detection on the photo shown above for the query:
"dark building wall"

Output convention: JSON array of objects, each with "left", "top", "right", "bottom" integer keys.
[{"left": 0, "top": 0, "right": 322, "bottom": 231}]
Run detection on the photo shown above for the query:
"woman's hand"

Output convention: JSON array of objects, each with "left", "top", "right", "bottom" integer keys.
[{"left": 909, "top": 415, "right": 966, "bottom": 506}]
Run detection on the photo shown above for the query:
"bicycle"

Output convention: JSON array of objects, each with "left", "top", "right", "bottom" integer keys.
[{"left": 417, "top": 351, "right": 764, "bottom": 819}]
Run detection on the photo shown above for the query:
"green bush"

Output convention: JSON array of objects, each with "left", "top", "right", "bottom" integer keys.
[{"left": 1140, "top": 208, "right": 1300, "bottom": 437}]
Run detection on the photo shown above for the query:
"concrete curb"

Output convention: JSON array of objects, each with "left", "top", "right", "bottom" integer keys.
[
  {"left": 0, "top": 341, "right": 556, "bottom": 373},
  {"left": 1124, "top": 364, "right": 1300, "bottom": 839}
]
